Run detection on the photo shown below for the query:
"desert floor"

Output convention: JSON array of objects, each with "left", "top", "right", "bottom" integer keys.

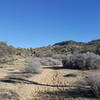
[{"left": 0, "top": 56, "right": 98, "bottom": 100}]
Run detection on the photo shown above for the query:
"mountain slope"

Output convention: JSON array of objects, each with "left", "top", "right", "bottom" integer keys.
[{"left": 32, "top": 39, "right": 100, "bottom": 56}]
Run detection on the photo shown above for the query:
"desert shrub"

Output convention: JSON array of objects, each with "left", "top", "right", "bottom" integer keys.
[
  {"left": 0, "top": 87, "right": 20, "bottom": 100},
  {"left": 0, "top": 55, "right": 15, "bottom": 65},
  {"left": 76, "top": 72, "right": 100, "bottom": 98},
  {"left": 39, "top": 57, "right": 62, "bottom": 66},
  {"left": 0, "top": 42, "right": 16, "bottom": 57},
  {"left": 23, "top": 57, "right": 43, "bottom": 76},
  {"left": 86, "top": 73, "right": 100, "bottom": 97},
  {"left": 35, "top": 52, "right": 53, "bottom": 57},
  {"left": 95, "top": 44, "right": 100, "bottom": 55},
  {"left": 52, "top": 54, "right": 67, "bottom": 60},
  {"left": 0, "top": 42, "right": 16, "bottom": 64},
  {"left": 62, "top": 52, "right": 100, "bottom": 70}
]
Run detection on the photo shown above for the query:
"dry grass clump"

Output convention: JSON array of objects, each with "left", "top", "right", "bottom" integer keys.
[
  {"left": 62, "top": 52, "right": 100, "bottom": 70},
  {"left": 85, "top": 72, "right": 100, "bottom": 98}
]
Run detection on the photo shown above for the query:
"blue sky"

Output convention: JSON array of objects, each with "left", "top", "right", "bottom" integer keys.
[{"left": 0, "top": 0, "right": 100, "bottom": 48}]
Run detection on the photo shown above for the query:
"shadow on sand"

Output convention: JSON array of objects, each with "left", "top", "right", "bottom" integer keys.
[
  {"left": 0, "top": 77, "right": 96, "bottom": 99},
  {"left": 44, "top": 66, "right": 66, "bottom": 70},
  {"left": 0, "top": 77, "right": 71, "bottom": 88},
  {"left": 44, "top": 66, "right": 80, "bottom": 70},
  {"left": 37, "top": 89, "right": 95, "bottom": 99},
  {"left": 63, "top": 73, "right": 77, "bottom": 77}
]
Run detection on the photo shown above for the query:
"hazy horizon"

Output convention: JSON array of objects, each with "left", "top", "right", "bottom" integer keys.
[{"left": 0, "top": 0, "right": 100, "bottom": 48}]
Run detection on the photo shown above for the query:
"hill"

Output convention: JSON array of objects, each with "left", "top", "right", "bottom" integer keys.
[{"left": 31, "top": 39, "right": 100, "bottom": 57}]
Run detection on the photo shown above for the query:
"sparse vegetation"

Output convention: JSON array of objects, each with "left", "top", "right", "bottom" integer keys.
[{"left": 0, "top": 87, "right": 20, "bottom": 100}]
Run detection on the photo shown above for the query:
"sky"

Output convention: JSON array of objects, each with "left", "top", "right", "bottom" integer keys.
[{"left": 0, "top": 0, "right": 100, "bottom": 48}]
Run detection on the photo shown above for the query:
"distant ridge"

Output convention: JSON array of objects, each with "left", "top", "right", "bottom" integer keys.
[
  {"left": 53, "top": 40, "right": 85, "bottom": 46},
  {"left": 53, "top": 39, "right": 100, "bottom": 46}
]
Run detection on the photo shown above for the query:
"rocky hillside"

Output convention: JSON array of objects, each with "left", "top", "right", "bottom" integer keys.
[{"left": 32, "top": 39, "right": 100, "bottom": 57}]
